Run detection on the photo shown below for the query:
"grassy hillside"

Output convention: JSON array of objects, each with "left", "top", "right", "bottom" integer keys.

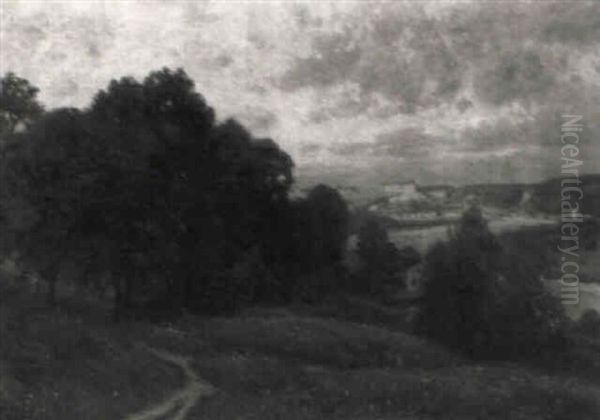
[
  {"left": 2, "top": 277, "right": 600, "bottom": 419},
  {"left": 147, "top": 307, "right": 600, "bottom": 420},
  {"left": 0, "top": 285, "right": 184, "bottom": 420}
]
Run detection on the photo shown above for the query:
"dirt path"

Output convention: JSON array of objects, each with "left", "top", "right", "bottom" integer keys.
[{"left": 125, "top": 347, "right": 215, "bottom": 420}]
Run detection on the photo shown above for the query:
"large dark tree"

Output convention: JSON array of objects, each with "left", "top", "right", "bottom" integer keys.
[
  {"left": 355, "top": 220, "right": 419, "bottom": 296},
  {"left": 276, "top": 185, "right": 350, "bottom": 301},
  {"left": 305, "top": 184, "right": 349, "bottom": 264},
  {"left": 418, "top": 205, "right": 566, "bottom": 359},
  {"left": 6, "top": 108, "right": 101, "bottom": 304},
  {"left": 87, "top": 68, "right": 293, "bottom": 316},
  {"left": 3, "top": 68, "right": 296, "bottom": 318}
]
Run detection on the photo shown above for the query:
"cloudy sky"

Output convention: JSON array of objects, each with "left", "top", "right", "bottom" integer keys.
[{"left": 1, "top": 0, "right": 599, "bottom": 186}]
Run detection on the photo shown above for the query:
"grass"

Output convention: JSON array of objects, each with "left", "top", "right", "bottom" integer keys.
[
  {"left": 0, "top": 285, "right": 184, "bottom": 420},
  {"left": 2, "top": 278, "right": 600, "bottom": 420},
  {"left": 140, "top": 306, "right": 600, "bottom": 420},
  {"left": 195, "top": 311, "right": 460, "bottom": 369}
]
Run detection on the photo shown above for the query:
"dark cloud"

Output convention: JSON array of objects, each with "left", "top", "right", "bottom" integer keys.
[
  {"left": 373, "top": 128, "right": 441, "bottom": 159},
  {"left": 328, "top": 127, "right": 441, "bottom": 160},
  {"left": 541, "top": 2, "right": 600, "bottom": 45},
  {"left": 280, "top": 1, "right": 598, "bottom": 123},
  {"left": 1, "top": 7, "right": 116, "bottom": 72},
  {"left": 3, "top": 1, "right": 598, "bottom": 186},
  {"left": 459, "top": 119, "right": 533, "bottom": 152},
  {"left": 281, "top": 31, "right": 362, "bottom": 90},
  {"left": 182, "top": 2, "right": 222, "bottom": 26},
  {"left": 292, "top": 5, "right": 323, "bottom": 29},
  {"left": 474, "top": 49, "right": 554, "bottom": 106},
  {"left": 300, "top": 143, "right": 322, "bottom": 155},
  {"left": 456, "top": 98, "right": 473, "bottom": 113},
  {"left": 20, "top": 24, "right": 47, "bottom": 46},
  {"left": 281, "top": 5, "right": 464, "bottom": 115},
  {"left": 329, "top": 142, "right": 372, "bottom": 156},
  {"left": 214, "top": 54, "right": 233, "bottom": 68},
  {"left": 308, "top": 90, "right": 372, "bottom": 123}
]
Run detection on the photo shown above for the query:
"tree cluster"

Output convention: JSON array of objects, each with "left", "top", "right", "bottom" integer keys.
[
  {"left": 417, "top": 205, "right": 567, "bottom": 360},
  {"left": 0, "top": 69, "right": 350, "bottom": 319},
  {"left": 355, "top": 220, "right": 420, "bottom": 296}
]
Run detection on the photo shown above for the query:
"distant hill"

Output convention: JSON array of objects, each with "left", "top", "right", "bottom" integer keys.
[
  {"left": 447, "top": 183, "right": 531, "bottom": 209},
  {"left": 386, "top": 175, "right": 600, "bottom": 216},
  {"left": 300, "top": 175, "right": 600, "bottom": 236},
  {"left": 531, "top": 174, "right": 600, "bottom": 216}
]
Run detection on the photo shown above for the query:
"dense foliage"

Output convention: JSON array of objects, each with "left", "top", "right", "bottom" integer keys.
[
  {"left": 418, "top": 205, "right": 567, "bottom": 359},
  {"left": 0, "top": 69, "right": 349, "bottom": 318},
  {"left": 355, "top": 220, "right": 420, "bottom": 296},
  {"left": 0, "top": 72, "right": 44, "bottom": 137},
  {"left": 0, "top": 70, "right": 575, "bottom": 366}
]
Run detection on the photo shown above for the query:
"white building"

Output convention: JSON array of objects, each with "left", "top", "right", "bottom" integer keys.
[
  {"left": 383, "top": 180, "right": 418, "bottom": 195},
  {"left": 383, "top": 180, "right": 427, "bottom": 204}
]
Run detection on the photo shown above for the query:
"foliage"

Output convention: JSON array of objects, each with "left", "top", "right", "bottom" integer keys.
[
  {"left": 418, "top": 205, "right": 567, "bottom": 359},
  {"left": 575, "top": 310, "right": 600, "bottom": 337},
  {"left": 0, "top": 72, "right": 44, "bottom": 137},
  {"left": 275, "top": 185, "right": 350, "bottom": 301},
  {"left": 305, "top": 185, "right": 349, "bottom": 264},
  {"left": 355, "top": 220, "right": 420, "bottom": 295},
  {"left": 0, "top": 69, "right": 354, "bottom": 316}
]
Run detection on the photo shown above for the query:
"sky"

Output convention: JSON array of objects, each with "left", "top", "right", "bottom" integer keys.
[{"left": 1, "top": 0, "right": 599, "bottom": 186}]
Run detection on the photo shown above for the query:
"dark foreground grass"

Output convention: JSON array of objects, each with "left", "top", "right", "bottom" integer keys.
[
  {"left": 2, "top": 283, "right": 600, "bottom": 420},
  {"left": 190, "top": 360, "right": 600, "bottom": 419},
  {"left": 142, "top": 307, "right": 600, "bottom": 420},
  {"left": 0, "top": 286, "right": 184, "bottom": 420}
]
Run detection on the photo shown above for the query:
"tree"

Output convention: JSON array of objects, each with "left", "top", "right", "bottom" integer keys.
[
  {"left": 6, "top": 67, "right": 297, "bottom": 317},
  {"left": 306, "top": 184, "right": 349, "bottom": 264},
  {"left": 0, "top": 72, "right": 43, "bottom": 137},
  {"left": 356, "top": 220, "right": 390, "bottom": 294},
  {"left": 86, "top": 68, "right": 219, "bottom": 316},
  {"left": 575, "top": 310, "right": 600, "bottom": 337},
  {"left": 356, "top": 220, "right": 419, "bottom": 296},
  {"left": 12, "top": 108, "right": 96, "bottom": 304},
  {"left": 88, "top": 68, "right": 294, "bottom": 315},
  {"left": 276, "top": 185, "right": 350, "bottom": 301},
  {"left": 418, "top": 204, "right": 566, "bottom": 359}
]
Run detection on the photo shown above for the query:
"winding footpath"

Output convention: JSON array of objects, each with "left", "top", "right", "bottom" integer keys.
[{"left": 125, "top": 347, "right": 215, "bottom": 420}]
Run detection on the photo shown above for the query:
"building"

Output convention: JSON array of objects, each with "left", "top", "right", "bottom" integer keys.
[
  {"left": 383, "top": 180, "right": 418, "bottom": 195},
  {"left": 419, "top": 184, "right": 455, "bottom": 202},
  {"left": 383, "top": 180, "right": 427, "bottom": 204}
]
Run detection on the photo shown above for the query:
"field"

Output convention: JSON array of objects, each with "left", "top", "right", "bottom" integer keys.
[
  {"left": 2, "top": 280, "right": 600, "bottom": 419},
  {"left": 2, "top": 201, "right": 600, "bottom": 419},
  {"left": 0, "top": 287, "right": 184, "bottom": 420}
]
